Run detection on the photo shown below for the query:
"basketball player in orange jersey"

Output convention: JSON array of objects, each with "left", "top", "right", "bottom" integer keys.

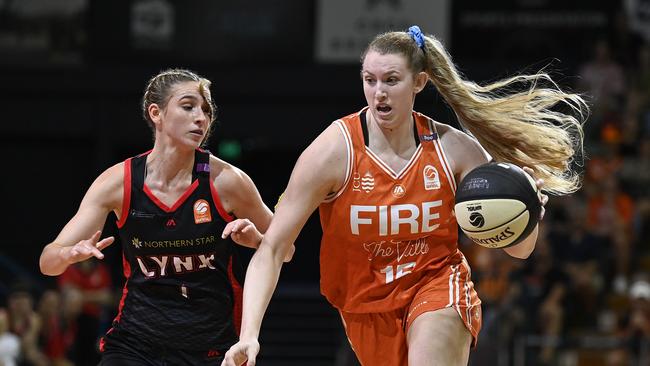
[
  {"left": 223, "top": 26, "right": 588, "bottom": 366},
  {"left": 39, "top": 69, "right": 292, "bottom": 365}
]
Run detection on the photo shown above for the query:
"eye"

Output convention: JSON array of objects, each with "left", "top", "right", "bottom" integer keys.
[
  {"left": 386, "top": 77, "right": 398, "bottom": 84},
  {"left": 182, "top": 105, "right": 193, "bottom": 111},
  {"left": 364, "top": 77, "right": 376, "bottom": 85}
]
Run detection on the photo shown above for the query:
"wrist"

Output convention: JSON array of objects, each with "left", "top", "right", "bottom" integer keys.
[{"left": 239, "top": 327, "right": 260, "bottom": 341}]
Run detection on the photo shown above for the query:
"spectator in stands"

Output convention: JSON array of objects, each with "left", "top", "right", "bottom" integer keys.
[
  {"left": 57, "top": 259, "right": 113, "bottom": 364},
  {"left": 0, "top": 308, "right": 20, "bottom": 366},
  {"left": 6, "top": 283, "right": 47, "bottom": 366}
]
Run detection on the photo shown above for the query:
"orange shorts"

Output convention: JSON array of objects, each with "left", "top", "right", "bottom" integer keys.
[{"left": 339, "top": 257, "right": 482, "bottom": 366}]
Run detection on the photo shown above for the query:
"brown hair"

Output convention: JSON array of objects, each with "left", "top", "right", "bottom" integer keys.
[
  {"left": 363, "top": 31, "right": 589, "bottom": 195},
  {"left": 142, "top": 68, "right": 217, "bottom": 145}
]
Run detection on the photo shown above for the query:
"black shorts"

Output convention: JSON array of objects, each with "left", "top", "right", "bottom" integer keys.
[{"left": 99, "top": 330, "right": 225, "bottom": 366}]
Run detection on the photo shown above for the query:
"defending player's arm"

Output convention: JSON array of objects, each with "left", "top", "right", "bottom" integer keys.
[
  {"left": 222, "top": 123, "right": 348, "bottom": 366},
  {"left": 39, "top": 164, "right": 122, "bottom": 276},
  {"left": 214, "top": 161, "right": 271, "bottom": 247}
]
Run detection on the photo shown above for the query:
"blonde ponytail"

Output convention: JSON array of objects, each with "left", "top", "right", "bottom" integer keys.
[{"left": 365, "top": 31, "right": 589, "bottom": 195}]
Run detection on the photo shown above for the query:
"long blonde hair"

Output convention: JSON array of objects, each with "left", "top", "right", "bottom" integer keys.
[{"left": 363, "top": 31, "right": 589, "bottom": 195}]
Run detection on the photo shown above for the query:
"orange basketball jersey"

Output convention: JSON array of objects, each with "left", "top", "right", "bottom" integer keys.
[{"left": 319, "top": 108, "right": 463, "bottom": 313}]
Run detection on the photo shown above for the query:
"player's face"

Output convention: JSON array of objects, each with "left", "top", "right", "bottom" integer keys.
[
  {"left": 159, "top": 81, "right": 211, "bottom": 147},
  {"left": 361, "top": 51, "right": 422, "bottom": 130}
]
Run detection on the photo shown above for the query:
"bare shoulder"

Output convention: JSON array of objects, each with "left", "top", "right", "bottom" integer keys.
[
  {"left": 434, "top": 121, "right": 490, "bottom": 180},
  {"left": 86, "top": 161, "right": 125, "bottom": 211},
  {"left": 305, "top": 122, "right": 347, "bottom": 158},
  {"left": 209, "top": 155, "right": 247, "bottom": 192},
  {"left": 208, "top": 154, "right": 259, "bottom": 208},
  {"left": 294, "top": 121, "right": 349, "bottom": 193}
]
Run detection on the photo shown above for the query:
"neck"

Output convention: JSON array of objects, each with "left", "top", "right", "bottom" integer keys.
[
  {"left": 367, "top": 112, "right": 415, "bottom": 156},
  {"left": 147, "top": 143, "right": 195, "bottom": 184}
]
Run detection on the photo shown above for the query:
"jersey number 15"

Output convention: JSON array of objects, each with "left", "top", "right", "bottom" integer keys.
[{"left": 380, "top": 262, "right": 416, "bottom": 284}]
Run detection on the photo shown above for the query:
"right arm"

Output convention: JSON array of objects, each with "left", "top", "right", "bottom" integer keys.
[
  {"left": 222, "top": 123, "right": 348, "bottom": 366},
  {"left": 39, "top": 163, "right": 123, "bottom": 276}
]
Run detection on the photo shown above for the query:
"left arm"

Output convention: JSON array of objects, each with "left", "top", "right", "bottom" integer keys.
[
  {"left": 503, "top": 167, "right": 548, "bottom": 259},
  {"left": 441, "top": 124, "right": 546, "bottom": 260}
]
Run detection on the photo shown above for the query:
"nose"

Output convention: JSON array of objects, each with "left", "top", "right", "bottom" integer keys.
[
  {"left": 195, "top": 108, "right": 208, "bottom": 124},
  {"left": 375, "top": 82, "right": 387, "bottom": 100}
]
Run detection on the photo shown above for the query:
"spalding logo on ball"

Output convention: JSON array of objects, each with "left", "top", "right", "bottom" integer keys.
[{"left": 454, "top": 162, "right": 541, "bottom": 249}]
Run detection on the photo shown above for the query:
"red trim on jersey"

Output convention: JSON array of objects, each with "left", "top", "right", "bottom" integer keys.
[
  {"left": 117, "top": 159, "right": 132, "bottom": 229},
  {"left": 143, "top": 179, "right": 199, "bottom": 213},
  {"left": 210, "top": 182, "right": 234, "bottom": 222},
  {"left": 99, "top": 329, "right": 108, "bottom": 352},
  {"left": 114, "top": 253, "right": 132, "bottom": 323},
  {"left": 227, "top": 256, "right": 243, "bottom": 335},
  {"left": 137, "top": 149, "right": 153, "bottom": 158}
]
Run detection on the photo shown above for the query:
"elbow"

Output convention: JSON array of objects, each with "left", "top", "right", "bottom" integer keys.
[
  {"left": 39, "top": 259, "right": 58, "bottom": 276},
  {"left": 39, "top": 247, "right": 64, "bottom": 276},
  {"left": 39, "top": 253, "right": 50, "bottom": 275},
  {"left": 39, "top": 260, "right": 54, "bottom": 276}
]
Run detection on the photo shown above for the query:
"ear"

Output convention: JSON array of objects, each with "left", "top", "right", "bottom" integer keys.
[
  {"left": 148, "top": 104, "right": 162, "bottom": 126},
  {"left": 414, "top": 71, "right": 428, "bottom": 94}
]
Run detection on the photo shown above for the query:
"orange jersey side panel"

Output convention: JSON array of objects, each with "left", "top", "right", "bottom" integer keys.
[{"left": 319, "top": 108, "right": 462, "bottom": 313}]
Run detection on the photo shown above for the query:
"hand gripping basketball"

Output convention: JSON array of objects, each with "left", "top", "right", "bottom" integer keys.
[{"left": 454, "top": 163, "right": 543, "bottom": 248}]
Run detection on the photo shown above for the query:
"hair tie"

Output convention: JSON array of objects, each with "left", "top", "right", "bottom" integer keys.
[{"left": 407, "top": 25, "right": 425, "bottom": 50}]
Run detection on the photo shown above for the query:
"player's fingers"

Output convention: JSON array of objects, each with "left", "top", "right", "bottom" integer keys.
[
  {"left": 522, "top": 166, "right": 536, "bottom": 180},
  {"left": 222, "top": 222, "right": 237, "bottom": 239},
  {"left": 96, "top": 236, "right": 115, "bottom": 251},
  {"left": 89, "top": 230, "right": 102, "bottom": 244},
  {"left": 91, "top": 247, "right": 105, "bottom": 260},
  {"left": 220, "top": 355, "right": 231, "bottom": 366},
  {"left": 540, "top": 194, "right": 549, "bottom": 206},
  {"left": 246, "top": 352, "right": 256, "bottom": 366},
  {"left": 223, "top": 350, "right": 245, "bottom": 366},
  {"left": 220, "top": 354, "right": 234, "bottom": 366},
  {"left": 233, "top": 219, "right": 249, "bottom": 232}
]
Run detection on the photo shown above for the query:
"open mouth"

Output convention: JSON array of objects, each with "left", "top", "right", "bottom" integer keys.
[
  {"left": 377, "top": 104, "right": 392, "bottom": 113},
  {"left": 190, "top": 129, "right": 204, "bottom": 137}
]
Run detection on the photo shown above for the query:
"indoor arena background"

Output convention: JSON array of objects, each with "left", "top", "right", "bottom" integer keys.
[{"left": 1, "top": 1, "right": 649, "bottom": 365}]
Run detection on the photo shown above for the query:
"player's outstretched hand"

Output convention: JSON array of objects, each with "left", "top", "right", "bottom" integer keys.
[
  {"left": 222, "top": 219, "right": 263, "bottom": 248},
  {"left": 522, "top": 166, "right": 548, "bottom": 220},
  {"left": 221, "top": 339, "right": 260, "bottom": 366},
  {"left": 63, "top": 230, "right": 114, "bottom": 264}
]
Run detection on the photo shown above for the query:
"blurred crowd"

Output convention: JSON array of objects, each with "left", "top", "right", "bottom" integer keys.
[
  {"left": 0, "top": 260, "right": 114, "bottom": 366},
  {"left": 465, "top": 12, "right": 650, "bottom": 366}
]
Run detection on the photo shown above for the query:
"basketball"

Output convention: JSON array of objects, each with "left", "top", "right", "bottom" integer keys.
[{"left": 454, "top": 162, "right": 541, "bottom": 249}]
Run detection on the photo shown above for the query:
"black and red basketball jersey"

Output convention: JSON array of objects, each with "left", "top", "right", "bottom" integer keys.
[{"left": 104, "top": 149, "right": 242, "bottom": 351}]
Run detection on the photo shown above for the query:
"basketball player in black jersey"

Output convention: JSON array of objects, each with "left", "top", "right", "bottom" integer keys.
[{"left": 39, "top": 69, "right": 293, "bottom": 365}]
